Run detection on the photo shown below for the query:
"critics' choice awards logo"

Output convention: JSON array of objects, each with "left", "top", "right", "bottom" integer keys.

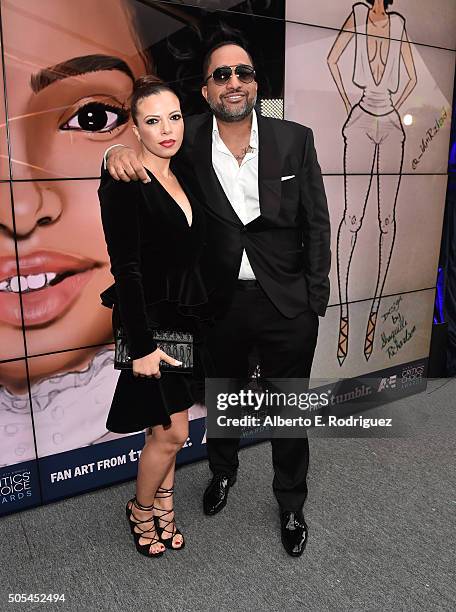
[
  {"left": 401, "top": 364, "right": 425, "bottom": 389},
  {"left": 0, "top": 471, "right": 32, "bottom": 505}
]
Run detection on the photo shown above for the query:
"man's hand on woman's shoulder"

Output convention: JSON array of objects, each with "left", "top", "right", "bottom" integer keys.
[{"left": 105, "top": 144, "right": 150, "bottom": 183}]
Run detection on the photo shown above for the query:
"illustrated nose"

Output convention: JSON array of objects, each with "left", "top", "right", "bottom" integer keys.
[{"left": 0, "top": 182, "right": 63, "bottom": 238}]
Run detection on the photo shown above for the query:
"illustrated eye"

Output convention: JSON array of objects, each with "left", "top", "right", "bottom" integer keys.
[{"left": 59, "top": 102, "right": 129, "bottom": 132}]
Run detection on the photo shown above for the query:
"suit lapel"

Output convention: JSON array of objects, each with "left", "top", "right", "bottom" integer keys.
[
  {"left": 190, "top": 115, "right": 243, "bottom": 226},
  {"left": 256, "top": 114, "right": 282, "bottom": 222},
  {"left": 188, "top": 112, "right": 283, "bottom": 225}
]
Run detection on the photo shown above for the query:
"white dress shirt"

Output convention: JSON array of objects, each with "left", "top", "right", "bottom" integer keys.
[{"left": 212, "top": 110, "right": 260, "bottom": 280}]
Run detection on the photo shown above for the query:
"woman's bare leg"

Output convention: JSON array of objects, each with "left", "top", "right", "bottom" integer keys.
[
  {"left": 154, "top": 411, "right": 188, "bottom": 548},
  {"left": 154, "top": 461, "right": 183, "bottom": 548},
  {"left": 128, "top": 410, "right": 188, "bottom": 554}
]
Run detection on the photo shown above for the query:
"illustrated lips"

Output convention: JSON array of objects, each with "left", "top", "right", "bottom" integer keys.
[
  {"left": 0, "top": 250, "right": 103, "bottom": 327},
  {"left": 0, "top": 250, "right": 98, "bottom": 293}
]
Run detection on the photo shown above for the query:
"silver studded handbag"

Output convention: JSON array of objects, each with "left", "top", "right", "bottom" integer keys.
[{"left": 112, "top": 307, "right": 193, "bottom": 373}]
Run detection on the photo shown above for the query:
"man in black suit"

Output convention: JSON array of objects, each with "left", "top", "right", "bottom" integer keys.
[{"left": 105, "top": 41, "right": 331, "bottom": 557}]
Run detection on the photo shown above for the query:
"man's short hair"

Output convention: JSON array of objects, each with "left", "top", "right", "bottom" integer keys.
[{"left": 202, "top": 40, "right": 254, "bottom": 80}]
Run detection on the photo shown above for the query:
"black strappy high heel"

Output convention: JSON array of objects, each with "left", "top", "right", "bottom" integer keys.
[
  {"left": 125, "top": 497, "right": 165, "bottom": 558},
  {"left": 154, "top": 486, "right": 185, "bottom": 550}
]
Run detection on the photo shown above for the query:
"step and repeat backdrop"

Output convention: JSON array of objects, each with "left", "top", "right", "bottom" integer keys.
[
  {"left": 0, "top": 0, "right": 454, "bottom": 516},
  {"left": 285, "top": 0, "right": 456, "bottom": 379}
]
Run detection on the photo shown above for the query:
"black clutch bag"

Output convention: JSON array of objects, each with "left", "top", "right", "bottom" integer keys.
[{"left": 112, "top": 307, "right": 193, "bottom": 373}]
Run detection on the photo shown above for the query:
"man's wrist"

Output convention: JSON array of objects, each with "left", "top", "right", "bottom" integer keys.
[{"left": 103, "top": 144, "right": 127, "bottom": 170}]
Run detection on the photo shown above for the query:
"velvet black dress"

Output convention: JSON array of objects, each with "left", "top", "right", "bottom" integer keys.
[{"left": 98, "top": 163, "right": 208, "bottom": 433}]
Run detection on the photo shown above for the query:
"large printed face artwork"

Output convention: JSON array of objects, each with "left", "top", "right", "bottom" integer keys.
[
  {"left": 0, "top": 0, "right": 150, "bottom": 390},
  {"left": 0, "top": 0, "right": 282, "bottom": 469}
]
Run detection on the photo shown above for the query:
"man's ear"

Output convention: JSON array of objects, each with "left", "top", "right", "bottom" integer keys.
[{"left": 201, "top": 85, "right": 208, "bottom": 102}]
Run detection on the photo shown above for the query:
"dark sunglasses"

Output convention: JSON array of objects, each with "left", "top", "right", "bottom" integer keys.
[{"left": 204, "top": 64, "right": 256, "bottom": 86}]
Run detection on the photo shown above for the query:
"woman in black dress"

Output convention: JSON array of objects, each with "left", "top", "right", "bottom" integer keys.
[{"left": 98, "top": 77, "right": 208, "bottom": 557}]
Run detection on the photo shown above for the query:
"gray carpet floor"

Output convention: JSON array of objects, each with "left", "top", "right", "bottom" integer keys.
[{"left": 1, "top": 379, "right": 455, "bottom": 612}]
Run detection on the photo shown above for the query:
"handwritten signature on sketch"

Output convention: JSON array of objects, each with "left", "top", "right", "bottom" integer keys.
[
  {"left": 412, "top": 107, "right": 449, "bottom": 170},
  {"left": 380, "top": 295, "right": 416, "bottom": 359}
]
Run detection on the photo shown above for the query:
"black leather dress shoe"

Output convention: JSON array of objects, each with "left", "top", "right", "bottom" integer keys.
[
  {"left": 280, "top": 510, "right": 308, "bottom": 557},
  {"left": 203, "top": 474, "right": 236, "bottom": 516}
]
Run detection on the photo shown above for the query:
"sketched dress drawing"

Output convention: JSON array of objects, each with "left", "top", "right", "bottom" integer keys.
[{"left": 327, "top": 0, "right": 417, "bottom": 366}]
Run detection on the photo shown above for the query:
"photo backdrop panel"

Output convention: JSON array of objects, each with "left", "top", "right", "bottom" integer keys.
[
  {"left": 155, "top": 0, "right": 285, "bottom": 19},
  {"left": 0, "top": 34, "right": 8, "bottom": 180},
  {"left": 36, "top": 412, "right": 207, "bottom": 505},
  {"left": 27, "top": 345, "right": 124, "bottom": 460},
  {"left": 324, "top": 173, "right": 448, "bottom": 307},
  {"left": 2, "top": 0, "right": 285, "bottom": 180},
  {"left": 141, "top": 0, "right": 285, "bottom": 116},
  {"left": 285, "top": 21, "right": 455, "bottom": 175},
  {"left": 2, "top": 0, "right": 151, "bottom": 181},
  {"left": 286, "top": 0, "right": 456, "bottom": 52},
  {"left": 12, "top": 178, "right": 115, "bottom": 357},
  {"left": 27, "top": 346, "right": 206, "bottom": 461},
  {"left": 0, "top": 358, "right": 38, "bottom": 469},
  {"left": 311, "top": 288, "right": 435, "bottom": 379},
  {"left": 0, "top": 183, "right": 26, "bottom": 361}
]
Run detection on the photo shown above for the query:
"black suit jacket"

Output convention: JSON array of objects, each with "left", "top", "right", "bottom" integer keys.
[{"left": 174, "top": 112, "right": 331, "bottom": 318}]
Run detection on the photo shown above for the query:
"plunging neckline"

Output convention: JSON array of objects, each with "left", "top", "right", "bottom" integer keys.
[
  {"left": 144, "top": 166, "right": 193, "bottom": 228},
  {"left": 365, "top": 10, "right": 391, "bottom": 88}
]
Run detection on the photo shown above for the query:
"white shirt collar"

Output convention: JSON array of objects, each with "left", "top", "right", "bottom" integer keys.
[{"left": 212, "top": 108, "right": 258, "bottom": 150}]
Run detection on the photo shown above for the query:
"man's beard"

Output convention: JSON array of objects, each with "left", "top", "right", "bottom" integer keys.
[{"left": 207, "top": 92, "right": 257, "bottom": 122}]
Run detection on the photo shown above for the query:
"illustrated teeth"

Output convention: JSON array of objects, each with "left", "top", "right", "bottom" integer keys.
[
  {"left": 0, "top": 271, "right": 62, "bottom": 293},
  {"left": 10, "top": 276, "right": 27, "bottom": 292},
  {"left": 28, "top": 273, "right": 47, "bottom": 289}
]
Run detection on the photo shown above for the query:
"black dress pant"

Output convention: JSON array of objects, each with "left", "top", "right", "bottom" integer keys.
[{"left": 201, "top": 281, "right": 319, "bottom": 511}]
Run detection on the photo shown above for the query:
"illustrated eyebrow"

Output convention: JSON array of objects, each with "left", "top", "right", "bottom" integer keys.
[{"left": 30, "top": 54, "right": 135, "bottom": 93}]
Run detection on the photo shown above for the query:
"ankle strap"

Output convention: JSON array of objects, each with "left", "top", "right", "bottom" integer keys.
[
  {"left": 155, "top": 486, "right": 174, "bottom": 498},
  {"left": 133, "top": 497, "right": 155, "bottom": 511}
]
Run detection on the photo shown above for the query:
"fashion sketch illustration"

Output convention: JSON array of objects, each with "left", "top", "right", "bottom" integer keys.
[{"left": 327, "top": 0, "right": 417, "bottom": 366}]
